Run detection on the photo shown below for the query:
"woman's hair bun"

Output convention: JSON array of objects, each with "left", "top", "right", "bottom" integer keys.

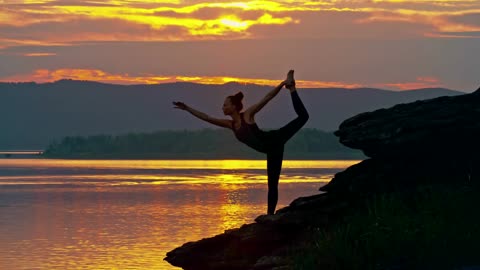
[
  {"left": 228, "top": 91, "right": 244, "bottom": 112},
  {"left": 234, "top": 91, "right": 244, "bottom": 100}
]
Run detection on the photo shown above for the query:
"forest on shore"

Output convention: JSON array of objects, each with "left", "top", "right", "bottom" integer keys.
[{"left": 43, "top": 128, "right": 364, "bottom": 159}]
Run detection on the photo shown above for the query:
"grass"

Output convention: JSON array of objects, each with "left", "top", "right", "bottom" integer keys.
[{"left": 293, "top": 185, "right": 480, "bottom": 270}]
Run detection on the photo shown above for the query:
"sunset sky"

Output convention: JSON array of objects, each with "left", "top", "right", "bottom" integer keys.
[{"left": 0, "top": 0, "right": 479, "bottom": 91}]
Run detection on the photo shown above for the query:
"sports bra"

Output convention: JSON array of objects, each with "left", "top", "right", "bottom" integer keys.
[{"left": 232, "top": 113, "right": 268, "bottom": 153}]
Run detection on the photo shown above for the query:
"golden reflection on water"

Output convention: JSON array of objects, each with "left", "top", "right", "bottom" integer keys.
[
  {"left": 0, "top": 159, "right": 359, "bottom": 170},
  {"left": 0, "top": 173, "right": 334, "bottom": 186},
  {"left": 0, "top": 159, "right": 359, "bottom": 269}
]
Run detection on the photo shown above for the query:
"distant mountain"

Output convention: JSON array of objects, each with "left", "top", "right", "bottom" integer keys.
[{"left": 0, "top": 80, "right": 464, "bottom": 149}]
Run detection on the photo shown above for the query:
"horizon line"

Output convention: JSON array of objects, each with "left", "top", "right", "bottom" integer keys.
[
  {"left": 0, "top": 78, "right": 463, "bottom": 92},
  {"left": 0, "top": 68, "right": 459, "bottom": 91}
]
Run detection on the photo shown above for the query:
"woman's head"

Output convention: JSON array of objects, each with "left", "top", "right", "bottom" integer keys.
[{"left": 223, "top": 92, "right": 243, "bottom": 115}]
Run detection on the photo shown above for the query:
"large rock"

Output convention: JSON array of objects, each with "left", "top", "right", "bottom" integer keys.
[
  {"left": 164, "top": 193, "right": 350, "bottom": 270},
  {"left": 320, "top": 156, "right": 480, "bottom": 194},
  {"left": 335, "top": 88, "right": 480, "bottom": 158},
  {"left": 321, "top": 86, "right": 480, "bottom": 194}
]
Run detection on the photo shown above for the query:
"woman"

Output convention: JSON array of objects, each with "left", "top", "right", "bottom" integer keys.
[{"left": 173, "top": 70, "right": 309, "bottom": 214}]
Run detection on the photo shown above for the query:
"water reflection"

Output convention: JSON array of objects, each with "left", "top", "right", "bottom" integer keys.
[
  {"left": 0, "top": 159, "right": 358, "bottom": 269},
  {"left": 0, "top": 159, "right": 358, "bottom": 170}
]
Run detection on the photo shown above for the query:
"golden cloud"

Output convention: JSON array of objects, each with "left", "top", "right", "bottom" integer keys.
[
  {"left": 0, "top": 68, "right": 363, "bottom": 88},
  {"left": 1, "top": 68, "right": 447, "bottom": 90},
  {"left": 0, "top": 0, "right": 478, "bottom": 51},
  {"left": 0, "top": 1, "right": 299, "bottom": 36}
]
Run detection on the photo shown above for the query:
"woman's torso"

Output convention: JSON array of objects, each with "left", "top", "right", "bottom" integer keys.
[{"left": 232, "top": 113, "right": 274, "bottom": 153}]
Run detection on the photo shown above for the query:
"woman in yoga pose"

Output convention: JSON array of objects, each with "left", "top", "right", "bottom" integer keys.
[{"left": 173, "top": 70, "right": 309, "bottom": 214}]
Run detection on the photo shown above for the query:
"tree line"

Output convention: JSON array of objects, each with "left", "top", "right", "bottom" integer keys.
[{"left": 43, "top": 128, "right": 364, "bottom": 159}]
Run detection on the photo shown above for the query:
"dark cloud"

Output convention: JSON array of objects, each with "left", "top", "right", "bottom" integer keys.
[
  {"left": 448, "top": 13, "right": 480, "bottom": 27},
  {"left": 249, "top": 10, "right": 434, "bottom": 39},
  {"left": 352, "top": 1, "right": 480, "bottom": 12},
  {"left": 434, "top": 31, "right": 480, "bottom": 37},
  {"left": 0, "top": 18, "right": 191, "bottom": 41}
]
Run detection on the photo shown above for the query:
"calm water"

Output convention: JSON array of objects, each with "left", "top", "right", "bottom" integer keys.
[{"left": 0, "top": 159, "right": 359, "bottom": 270}]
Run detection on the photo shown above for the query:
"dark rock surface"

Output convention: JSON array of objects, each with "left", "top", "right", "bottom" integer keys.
[
  {"left": 164, "top": 194, "right": 350, "bottom": 270},
  {"left": 320, "top": 156, "right": 480, "bottom": 195},
  {"left": 321, "top": 87, "right": 480, "bottom": 194},
  {"left": 334, "top": 88, "right": 480, "bottom": 158}
]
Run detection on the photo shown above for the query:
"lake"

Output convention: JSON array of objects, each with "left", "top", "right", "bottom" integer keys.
[{"left": 0, "top": 159, "right": 359, "bottom": 270}]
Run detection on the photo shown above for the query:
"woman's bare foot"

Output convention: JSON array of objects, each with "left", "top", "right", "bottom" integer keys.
[{"left": 285, "top": 69, "right": 295, "bottom": 89}]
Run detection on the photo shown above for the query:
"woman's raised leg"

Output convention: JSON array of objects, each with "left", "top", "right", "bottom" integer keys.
[{"left": 277, "top": 84, "right": 309, "bottom": 144}]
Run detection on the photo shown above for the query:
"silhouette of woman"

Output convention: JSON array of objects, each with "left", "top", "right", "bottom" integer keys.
[{"left": 173, "top": 70, "right": 309, "bottom": 214}]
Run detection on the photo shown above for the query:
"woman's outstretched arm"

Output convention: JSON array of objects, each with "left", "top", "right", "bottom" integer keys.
[
  {"left": 244, "top": 80, "right": 287, "bottom": 120},
  {"left": 173, "top": 101, "right": 232, "bottom": 129}
]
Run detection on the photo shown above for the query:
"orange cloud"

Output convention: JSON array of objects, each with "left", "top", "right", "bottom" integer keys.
[
  {"left": 22, "top": 52, "right": 56, "bottom": 57},
  {"left": 1, "top": 69, "right": 453, "bottom": 90},
  {"left": 0, "top": 69, "right": 170, "bottom": 85},
  {"left": 378, "top": 76, "right": 443, "bottom": 90},
  {"left": 0, "top": 38, "right": 69, "bottom": 49},
  {"left": 0, "top": 68, "right": 363, "bottom": 88}
]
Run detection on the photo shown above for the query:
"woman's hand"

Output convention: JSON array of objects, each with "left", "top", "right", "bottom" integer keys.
[{"left": 173, "top": 101, "right": 188, "bottom": 110}]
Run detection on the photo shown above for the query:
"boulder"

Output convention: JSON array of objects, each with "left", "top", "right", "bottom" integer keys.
[
  {"left": 335, "top": 88, "right": 480, "bottom": 158},
  {"left": 320, "top": 156, "right": 480, "bottom": 194},
  {"left": 322, "top": 86, "right": 480, "bottom": 194}
]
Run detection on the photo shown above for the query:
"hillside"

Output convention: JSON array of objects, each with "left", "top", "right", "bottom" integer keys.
[{"left": 0, "top": 80, "right": 463, "bottom": 149}]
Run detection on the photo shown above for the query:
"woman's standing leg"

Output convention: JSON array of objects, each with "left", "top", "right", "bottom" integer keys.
[{"left": 267, "top": 147, "right": 284, "bottom": 214}]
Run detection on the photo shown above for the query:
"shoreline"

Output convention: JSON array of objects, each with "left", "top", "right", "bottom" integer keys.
[
  {"left": 0, "top": 155, "right": 363, "bottom": 162},
  {"left": 37, "top": 152, "right": 365, "bottom": 160}
]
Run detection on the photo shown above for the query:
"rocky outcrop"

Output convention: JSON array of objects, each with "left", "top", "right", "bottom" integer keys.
[
  {"left": 165, "top": 193, "right": 351, "bottom": 270},
  {"left": 335, "top": 88, "right": 480, "bottom": 158},
  {"left": 321, "top": 87, "right": 480, "bottom": 195},
  {"left": 165, "top": 86, "right": 480, "bottom": 269}
]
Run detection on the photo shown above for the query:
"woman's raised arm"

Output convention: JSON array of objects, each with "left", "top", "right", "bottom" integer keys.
[
  {"left": 243, "top": 80, "right": 287, "bottom": 120},
  {"left": 173, "top": 101, "right": 232, "bottom": 129}
]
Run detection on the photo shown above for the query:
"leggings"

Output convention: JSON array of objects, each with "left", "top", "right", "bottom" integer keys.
[{"left": 267, "top": 90, "right": 309, "bottom": 214}]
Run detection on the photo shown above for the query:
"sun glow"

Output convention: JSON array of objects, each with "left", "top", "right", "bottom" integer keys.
[
  {"left": 219, "top": 16, "right": 249, "bottom": 30},
  {"left": 1, "top": 2, "right": 296, "bottom": 39},
  {"left": 1, "top": 0, "right": 477, "bottom": 46}
]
